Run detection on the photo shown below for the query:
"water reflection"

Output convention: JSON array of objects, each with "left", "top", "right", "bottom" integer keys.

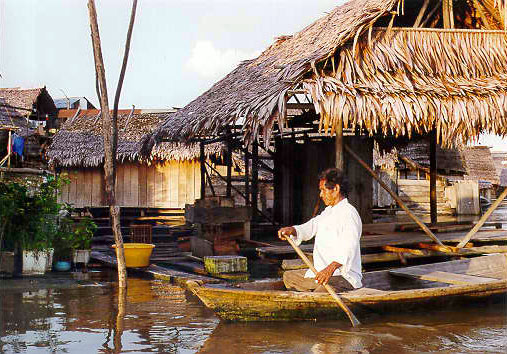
[{"left": 1, "top": 272, "right": 505, "bottom": 353}]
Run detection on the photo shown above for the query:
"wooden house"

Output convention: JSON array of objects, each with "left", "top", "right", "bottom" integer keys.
[
  {"left": 142, "top": 0, "right": 507, "bottom": 227},
  {"left": 0, "top": 87, "right": 56, "bottom": 169},
  {"left": 492, "top": 152, "right": 507, "bottom": 188},
  {"left": 374, "top": 142, "right": 499, "bottom": 214},
  {"left": 47, "top": 109, "right": 223, "bottom": 209}
]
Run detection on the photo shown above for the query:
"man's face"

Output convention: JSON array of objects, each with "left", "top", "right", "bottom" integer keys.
[{"left": 319, "top": 179, "right": 341, "bottom": 206}]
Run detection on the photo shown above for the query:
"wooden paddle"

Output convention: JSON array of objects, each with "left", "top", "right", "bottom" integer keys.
[{"left": 284, "top": 236, "right": 361, "bottom": 327}]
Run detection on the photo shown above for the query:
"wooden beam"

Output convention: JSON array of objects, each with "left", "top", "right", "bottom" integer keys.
[
  {"left": 382, "top": 245, "right": 427, "bottom": 256},
  {"left": 244, "top": 147, "right": 250, "bottom": 206},
  {"left": 413, "top": 0, "right": 431, "bottom": 27},
  {"left": 226, "top": 129, "right": 232, "bottom": 198},
  {"left": 286, "top": 103, "right": 315, "bottom": 110},
  {"left": 335, "top": 118, "right": 344, "bottom": 171},
  {"left": 457, "top": 187, "right": 507, "bottom": 248},
  {"left": 430, "top": 129, "right": 437, "bottom": 224},
  {"left": 200, "top": 141, "right": 206, "bottom": 199},
  {"left": 252, "top": 141, "right": 259, "bottom": 220},
  {"left": 344, "top": 144, "right": 448, "bottom": 249},
  {"left": 442, "top": 0, "right": 455, "bottom": 28}
]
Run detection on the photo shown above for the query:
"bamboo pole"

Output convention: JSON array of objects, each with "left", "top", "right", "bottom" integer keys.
[
  {"left": 226, "top": 129, "right": 232, "bottom": 198},
  {"left": 335, "top": 118, "right": 344, "bottom": 171},
  {"left": 200, "top": 141, "right": 206, "bottom": 199},
  {"left": 285, "top": 236, "right": 360, "bottom": 327},
  {"left": 457, "top": 187, "right": 507, "bottom": 248},
  {"left": 344, "top": 144, "right": 450, "bottom": 250},
  {"left": 252, "top": 141, "right": 259, "bottom": 220},
  {"left": 7, "top": 130, "right": 11, "bottom": 168},
  {"left": 430, "top": 129, "right": 437, "bottom": 224}
]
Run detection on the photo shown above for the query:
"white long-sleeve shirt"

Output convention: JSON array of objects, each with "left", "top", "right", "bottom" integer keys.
[{"left": 292, "top": 198, "right": 363, "bottom": 288}]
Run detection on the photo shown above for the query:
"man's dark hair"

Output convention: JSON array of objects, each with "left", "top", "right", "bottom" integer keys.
[{"left": 318, "top": 168, "right": 348, "bottom": 197}]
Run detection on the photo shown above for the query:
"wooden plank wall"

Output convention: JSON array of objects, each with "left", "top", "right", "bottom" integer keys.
[
  {"left": 58, "top": 161, "right": 201, "bottom": 208},
  {"left": 397, "top": 179, "right": 452, "bottom": 214}
]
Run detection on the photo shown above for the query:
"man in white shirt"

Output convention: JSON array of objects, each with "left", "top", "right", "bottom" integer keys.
[{"left": 278, "top": 168, "right": 362, "bottom": 292}]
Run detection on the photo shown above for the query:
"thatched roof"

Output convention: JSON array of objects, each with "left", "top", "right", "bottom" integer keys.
[
  {"left": 461, "top": 146, "right": 499, "bottom": 185},
  {"left": 375, "top": 141, "right": 500, "bottom": 184},
  {"left": 500, "top": 169, "right": 507, "bottom": 186},
  {"left": 47, "top": 109, "right": 221, "bottom": 168},
  {"left": 492, "top": 152, "right": 507, "bottom": 186},
  {"left": 143, "top": 0, "right": 507, "bottom": 154},
  {"left": 398, "top": 141, "right": 465, "bottom": 172}
]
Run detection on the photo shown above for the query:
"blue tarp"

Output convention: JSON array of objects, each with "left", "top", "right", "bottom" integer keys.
[{"left": 11, "top": 133, "right": 24, "bottom": 158}]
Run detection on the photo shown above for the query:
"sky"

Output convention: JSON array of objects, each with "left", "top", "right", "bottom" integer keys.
[{"left": 1, "top": 0, "right": 506, "bottom": 151}]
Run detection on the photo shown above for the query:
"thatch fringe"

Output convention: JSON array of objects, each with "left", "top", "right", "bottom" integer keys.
[
  {"left": 303, "top": 28, "right": 507, "bottom": 147},
  {"left": 48, "top": 111, "right": 222, "bottom": 168}
]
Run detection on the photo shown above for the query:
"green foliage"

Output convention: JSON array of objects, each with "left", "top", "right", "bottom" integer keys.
[
  {"left": 70, "top": 217, "right": 97, "bottom": 250},
  {"left": 0, "top": 175, "right": 71, "bottom": 253}
]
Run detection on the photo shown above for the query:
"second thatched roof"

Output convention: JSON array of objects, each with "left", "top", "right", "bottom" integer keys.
[{"left": 48, "top": 109, "right": 221, "bottom": 168}]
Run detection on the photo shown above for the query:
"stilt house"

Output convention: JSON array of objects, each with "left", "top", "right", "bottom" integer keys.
[
  {"left": 48, "top": 109, "right": 222, "bottom": 209},
  {"left": 142, "top": 0, "right": 507, "bottom": 227}
]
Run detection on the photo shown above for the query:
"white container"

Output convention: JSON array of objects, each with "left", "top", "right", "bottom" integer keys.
[
  {"left": 22, "top": 250, "right": 50, "bottom": 275},
  {"left": 73, "top": 250, "right": 91, "bottom": 265}
]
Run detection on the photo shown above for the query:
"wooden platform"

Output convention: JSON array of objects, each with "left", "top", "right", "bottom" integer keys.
[
  {"left": 257, "top": 228, "right": 507, "bottom": 257},
  {"left": 389, "top": 269, "right": 498, "bottom": 285},
  {"left": 90, "top": 251, "right": 219, "bottom": 286}
]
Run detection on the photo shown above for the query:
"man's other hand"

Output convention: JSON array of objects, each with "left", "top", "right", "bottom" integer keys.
[
  {"left": 278, "top": 226, "right": 296, "bottom": 241},
  {"left": 315, "top": 262, "right": 340, "bottom": 285}
]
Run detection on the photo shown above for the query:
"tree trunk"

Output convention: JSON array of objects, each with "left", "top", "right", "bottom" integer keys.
[{"left": 87, "top": 0, "right": 139, "bottom": 289}]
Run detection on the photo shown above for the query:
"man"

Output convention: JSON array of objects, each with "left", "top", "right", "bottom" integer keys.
[{"left": 278, "top": 168, "right": 362, "bottom": 292}]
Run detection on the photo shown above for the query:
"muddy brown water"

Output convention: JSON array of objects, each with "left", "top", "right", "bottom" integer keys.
[
  {"left": 2, "top": 207, "right": 507, "bottom": 353},
  {"left": 1, "top": 272, "right": 506, "bottom": 353}
]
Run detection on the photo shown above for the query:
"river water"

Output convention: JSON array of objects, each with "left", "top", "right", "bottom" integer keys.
[{"left": 1, "top": 272, "right": 506, "bottom": 353}]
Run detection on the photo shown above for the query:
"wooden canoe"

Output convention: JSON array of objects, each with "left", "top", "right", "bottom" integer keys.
[{"left": 186, "top": 254, "right": 507, "bottom": 322}]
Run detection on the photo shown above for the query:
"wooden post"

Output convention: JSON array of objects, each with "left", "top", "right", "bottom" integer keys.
[
  {"left": 442, "top": 0, "right": 454, "bottom": 29},
  {"left": 344, "top": 144, "right": 449, "bottom": 249},
  {"left": 430, "top": 128, "right": 437, "bottom": 224},
  {"left": 244, "top": 146, "right": 250, "bottom": 206},
  {"left": 335, "top": 117, "right": 344, "bottom": 171},
  {"left": 252, "top": 141, "right": 259, "bottom": 220},
  {"left": 7, "top": 130, "right": 11, "bottom": 168},
  {"left": 200, "top": 141, "right": 206, "bottom": 199},
  {"left": 226, "top": 130, "right": 232, "bottom": 198},
  {"left": 457, "top": 187, "right": 507, "bottom": 248}
]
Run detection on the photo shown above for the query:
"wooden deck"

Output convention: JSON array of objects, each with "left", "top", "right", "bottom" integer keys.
[
  {"left": 257, "top": 226, "right": 507, "bottom": 257},
  {"left": 91, "top": 251, "right": 220, "bottom": 287}
]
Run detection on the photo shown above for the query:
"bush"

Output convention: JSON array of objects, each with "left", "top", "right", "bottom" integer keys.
[{"left": 0, "top": 176, "right": 70, "bottom": 253}]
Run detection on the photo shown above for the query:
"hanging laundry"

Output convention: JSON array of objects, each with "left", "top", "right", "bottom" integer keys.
[{"left": 11, "top": 133, "right": 25, "bottom": 159}]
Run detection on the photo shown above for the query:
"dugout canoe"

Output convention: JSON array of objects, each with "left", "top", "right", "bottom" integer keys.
[{"left": 186, "top": 254, "right": 507, "bottom": 322}]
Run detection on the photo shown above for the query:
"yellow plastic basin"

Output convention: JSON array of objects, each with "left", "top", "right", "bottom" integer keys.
[{"left": 112, "top": 243, "right": 155, "bottom": 268}]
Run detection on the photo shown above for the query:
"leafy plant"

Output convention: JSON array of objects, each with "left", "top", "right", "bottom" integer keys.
[
  {"left": 0, "top": 175, "right": 71, "bottom": 253},
  {"left": 70, "top": 217, "right": 98, "bottom": 250}
]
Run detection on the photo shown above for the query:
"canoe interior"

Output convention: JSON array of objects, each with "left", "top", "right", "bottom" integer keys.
[{"left": 216, "top": 254, "right": 507, "bottom": 292}]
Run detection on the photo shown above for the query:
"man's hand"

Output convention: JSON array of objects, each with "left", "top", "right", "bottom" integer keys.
[
  {"left": 315, "top": 262, "right": 341, "bottom": 285},
  {"left": 278, "top": 226, "right": 296, "bottom": 241}
]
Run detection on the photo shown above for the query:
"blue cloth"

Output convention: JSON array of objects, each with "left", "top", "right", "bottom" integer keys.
[{"left": 11, "top": 133, "right": 24, "bottom": 157}]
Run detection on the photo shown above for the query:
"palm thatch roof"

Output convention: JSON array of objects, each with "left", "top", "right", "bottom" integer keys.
[
  {"left": 375, "top": 141, "right": 500, "bottom": 184},
  {"left": 492, "top": 151, "right": 507, "bottom": 185},
  {"left": 461, "top": 146, "right": 499, "bottom": 185},
  {"left": 143, "top": 0, "right": 507, "bottom": 154},
  {"left": 47, "top": 109, "right": 221, "bottom": 168}
]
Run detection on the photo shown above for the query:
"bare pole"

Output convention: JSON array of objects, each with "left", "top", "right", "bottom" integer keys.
[
  {"left": 457, "top": 187, "right": 507, "bottom": 248},
  {"left": 88, "top": 0, "right": 139, "bottom": 288}
]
